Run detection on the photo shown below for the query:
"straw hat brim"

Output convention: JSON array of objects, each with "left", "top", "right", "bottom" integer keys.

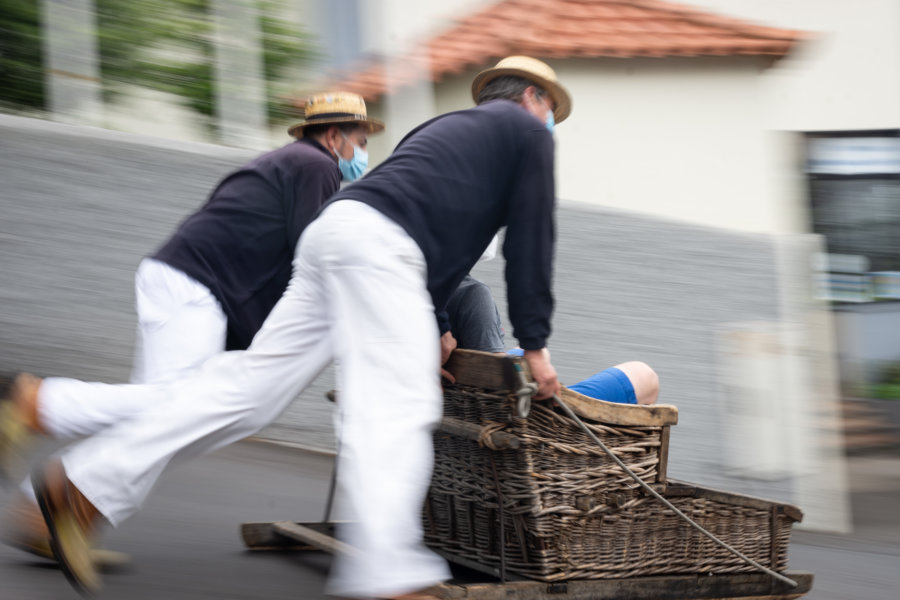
[
  {"left": 289, "top": 116, "right": 385, "bottom": 138},
  {"left": 471, "top": 67, "right": 572, "bottom": 124}
]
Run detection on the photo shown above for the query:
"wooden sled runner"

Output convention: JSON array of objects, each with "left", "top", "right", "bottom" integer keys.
[{"left": 242, "top": 350, "right": 813, "bottom": 600}]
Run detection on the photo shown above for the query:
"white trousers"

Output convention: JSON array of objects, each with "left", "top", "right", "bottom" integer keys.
[
  {"left": 37, "top": 259, "right": 227, "bottom": 437},
  {"left": 130, "top": 258, "right": 228, "bottom": 386},
  {"left": 19, "top": 259, "right": 227, "bottom": 499},
  {"left": 61, "top": 201, "right": 450, "bottom": 598}
]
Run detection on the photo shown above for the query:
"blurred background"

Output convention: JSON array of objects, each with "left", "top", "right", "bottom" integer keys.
[{"left": 2, "top": 1, "right": 899, "bottom": 597}]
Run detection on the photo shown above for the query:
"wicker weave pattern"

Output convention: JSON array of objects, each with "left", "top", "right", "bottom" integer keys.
[{"left": 425, "top": 384, "right": 795, "bottom": 581}]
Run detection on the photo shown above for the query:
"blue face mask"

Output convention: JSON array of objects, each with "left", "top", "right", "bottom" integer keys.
[
  {"left": 336, "top": 133, "right": 368, "bottom": 181},
  {"left": 545, "top": 109, "right": 555, "bottom": 132}
]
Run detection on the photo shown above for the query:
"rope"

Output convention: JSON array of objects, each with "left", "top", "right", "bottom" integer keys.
[
  {"left": 477, "top": 421, "right": 509, "bottom": 450},
  {"left": 550, "top": 393, "right": 798, "bottom": 588}
]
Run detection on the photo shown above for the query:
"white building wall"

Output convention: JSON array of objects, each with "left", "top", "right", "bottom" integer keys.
[
  {"left": 556, "top": 57, "right": 795, "bottom": 233},
  {"left": 683, "top": 0, "right": 900, "bottom": 132},
  {"left": 357, "top": 0, "right": 491, "bottom": 52}
]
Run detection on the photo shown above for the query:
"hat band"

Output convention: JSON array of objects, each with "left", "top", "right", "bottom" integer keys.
[{"left": 305, "top": 111, "right": 368, "bottom": 122}]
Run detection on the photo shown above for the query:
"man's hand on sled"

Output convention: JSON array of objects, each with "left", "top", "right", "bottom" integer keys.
[
  {"left": 439, "top": 331, "right": 457, "bottom": 383},
  {"left": 524, "top": 348, "right": 560, "bottom": 400}
]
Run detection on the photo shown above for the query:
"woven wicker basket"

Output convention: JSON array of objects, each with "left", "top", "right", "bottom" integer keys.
[{"left": 425, "top": 375, "right": 801, "bottom": 582}]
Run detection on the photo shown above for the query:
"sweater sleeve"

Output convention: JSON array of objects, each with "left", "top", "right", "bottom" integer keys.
[
  {"left": 503, "top": 129, "right": 556, "bottom": 350},
  {"left": 435, "top": 309, "right": 452, "bottom": 336}
]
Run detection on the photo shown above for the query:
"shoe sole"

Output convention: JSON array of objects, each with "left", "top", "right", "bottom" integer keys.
[
  {"left": 3, "top": 534, "right": 131, "bottom": 571},
  {"left": 0, "top": 402, "right": 32, "bottom": 487},
  {"left": 32, "top": 465, "right": 101, "bottom": 596}
]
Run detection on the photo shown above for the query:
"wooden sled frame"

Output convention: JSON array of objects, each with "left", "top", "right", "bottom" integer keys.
[{"left": 241, "top": 351, "right": 813, "bottom": 599}]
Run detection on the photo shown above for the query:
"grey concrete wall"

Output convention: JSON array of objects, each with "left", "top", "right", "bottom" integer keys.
[{"left": 0, "top": 115, "right": 848, "bottom": 530}]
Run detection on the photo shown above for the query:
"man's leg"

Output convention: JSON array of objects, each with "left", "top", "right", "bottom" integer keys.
[
  {"left": 445, "top": 275, "right": 505, "bottom": 353},
  {"left": 614, "top": 361, "right": 659, "bottom": 405},
  {"left": 20, "top": 259, "right": 227, "bottom": 444},
  {"left": 30, "top": 223, "right": 336, "bottom": 591},
  {"left": 568, "top": 361, "right": 659, "bottom": 405},
  {"left": 10, "top": 259, "right": 227, "bottom": 516},
  {"left": 26, "top": 219, "right": 341, "bottom": 593},
  {"left": 130, "top": 258, "right": 228, "bottom": 385},
  {"left": 2, "top": 378, "right": 168, "bottom": 561},
  {"left": 58, "top": 239, "right": 334, "bottom": 528},
  {"left": 319, "top": 201, "right": 450, "bottom": 598}
]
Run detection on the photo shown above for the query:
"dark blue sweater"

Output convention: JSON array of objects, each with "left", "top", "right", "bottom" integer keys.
[
  {"left": 335, "top": 100, "right": 556, "bottom": 350},
  {"left": 153, "top": 138, "right": 340, "bottom": 350}
]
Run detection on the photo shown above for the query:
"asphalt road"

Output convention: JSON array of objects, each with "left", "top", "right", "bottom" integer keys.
[
  {"left": 0, "top": 441, "right": 897, "bottom": 600},
  {"left": 0, "top": 441, "right": 335, "bottom": 600}
]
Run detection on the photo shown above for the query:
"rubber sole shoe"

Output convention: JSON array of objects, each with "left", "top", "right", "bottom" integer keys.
[
  {"left": 32, "top": 461, "right": 101, "bottom": 596},
  {"left": 0, "top": 373, "right": 40, "bottom": 486},
  {"left": 1, "top": 491, "right": 130, "bottom": 571}
]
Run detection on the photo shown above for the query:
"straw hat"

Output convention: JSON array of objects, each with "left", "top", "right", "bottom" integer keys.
[
  {"left": 471, "top": 56, "right": 572, "bottom": 123},
  {"left": 288, "top": 91, "right": 385, "bottom": 138}
]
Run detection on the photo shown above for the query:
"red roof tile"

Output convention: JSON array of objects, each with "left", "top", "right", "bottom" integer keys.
[{"left": 306, "top": 0, "right": 804, "bottom": 103}]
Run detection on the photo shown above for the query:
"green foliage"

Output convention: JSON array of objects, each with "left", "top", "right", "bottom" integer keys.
[
  {"left": 867, "top": 383, "right": 900, "bottom": 400},
  {"left": 865, "top": 362, "right": 900, "bottom": 400},
  {"left": 0, "top": 0, "right": 314, "bottom": 124},
  {"left": 0, "top": 0, "right": 45, "bottom": 110},
  {"left": 259, "top": 6, "right": 315, "bottom": 121}
]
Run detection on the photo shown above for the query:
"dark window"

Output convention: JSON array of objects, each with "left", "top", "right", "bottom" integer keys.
[{"left": 806, "top": 130, "right": 900, "bottom": 301}]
